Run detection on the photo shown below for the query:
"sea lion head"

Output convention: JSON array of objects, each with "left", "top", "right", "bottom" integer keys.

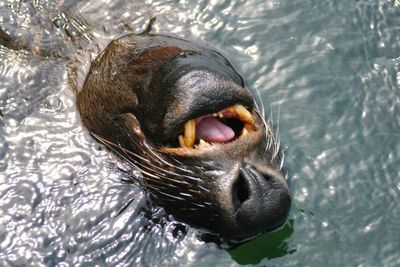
[{"left": 77, "top": 32, "right": 291, "bottom": 241}]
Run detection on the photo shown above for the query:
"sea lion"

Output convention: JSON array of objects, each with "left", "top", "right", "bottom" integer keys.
[{"left": 77, "top": 24, "right": 291, "bottom": 241}]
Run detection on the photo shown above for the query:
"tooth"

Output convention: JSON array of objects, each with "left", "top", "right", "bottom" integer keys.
[
  {"left": 218, "top": 112, "right": 224, "bottom": 118},
  {"left": 199, "top": 139, "right": 208, "bottom": 146},
  {"left": 196, "top": 139, "right": 211, "bottom": 149},
  {"left": 178, "top": 135, "right": 186, "bottom": 148},
  {"left": 232, "top": 104, "right": 254, "bottom": 129},
  {"left": 183, "top": 119, "right": 196, "bottom": 148},
  {"left": 241, "top": 127, "right": 248, "bottom": 137},
  {"left": 212, "top": 113, "right": 218, "bottom": 117}
]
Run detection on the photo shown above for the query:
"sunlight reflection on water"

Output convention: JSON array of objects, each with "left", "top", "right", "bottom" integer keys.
[{"left": 0, "top": 0, "right": 399, "bottom": 266}]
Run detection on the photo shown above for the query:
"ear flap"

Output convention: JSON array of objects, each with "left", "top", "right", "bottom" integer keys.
[{"left": 123, "top": 113, "right": 145, "bottom": 139}]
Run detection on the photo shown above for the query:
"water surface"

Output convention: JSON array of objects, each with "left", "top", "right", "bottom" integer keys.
[{"left": 1, "top": 0, "right": 399, "bottom": 266}]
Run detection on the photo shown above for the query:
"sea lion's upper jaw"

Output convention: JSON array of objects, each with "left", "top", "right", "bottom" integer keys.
[{"left": 159, "top": 70, "right": 254, "bottom": 144}]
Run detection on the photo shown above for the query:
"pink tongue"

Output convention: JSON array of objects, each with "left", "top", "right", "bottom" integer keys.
[{"left": 196, "top": 117, "right": 235, "bottom": 143}]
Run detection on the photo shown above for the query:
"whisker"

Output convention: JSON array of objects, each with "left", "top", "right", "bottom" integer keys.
[
  {"left": 126, "top": 137, "right": 199, "bottom": 178},
  {"left": 96, "top": 134, "right": 152, "bottom": 164},
  {"left": 266, "top": 132, "right": 273, "bottom": 151},
  {"left": 141, "top": 140, "right": 195, "bottom": 174},
  {"left": 145, "top": 178, "right": 181, "bottom": 191},
  {"left": 94, "top": 134, "right": 201, "bottom": 183},
  {"left": 94, "top": 134, "right": 204, "bottom": 188},
  {"left": 269, "top": 105, "right": 274, "bottom": 128},
  {"left": 94, "top": 136, "right": 167, "bottom": 183},
  {"left": 120, "top": 150, "right": 187, "bottom": 186},
  {"left": 256, "top": 109, "right": 270, "bottom": 148},
  {"left": 119, "top": 145, "right": 200, "bottom": 182},
  {"left": 188, "top": 202, "right": 208, "bottom": 208},
  {"left": 154, "top": 191, "right": 186, "bottom": 202},
  {"left": 179, "top": 192, "right": 194, "bottom": 198},
  {"left": 120, "top": 154, "right": 195, "bottom": 188},
  {"left": 276, "top": 104, "right": 281, "bottom": 144},
  {"left": 272, "top": 139, "right": 280, "bottom": 161},
  {"left": 197, "top": 185, "right": 211, "bottom": 193},
  {"left": 187, "top": 188, "right": 202, "bottom": 195},
  {"left": 254, "top": 88, "right": 265, "bottom": 116}
]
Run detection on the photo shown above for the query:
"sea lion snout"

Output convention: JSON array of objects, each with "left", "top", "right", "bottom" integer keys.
[{"left": 229, "top": 165, "right": 291, "bottom": 239}]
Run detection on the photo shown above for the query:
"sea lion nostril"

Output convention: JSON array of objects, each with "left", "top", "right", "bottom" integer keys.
[{"left": 232, "top": 173, "right": 250, "bottom": 210}]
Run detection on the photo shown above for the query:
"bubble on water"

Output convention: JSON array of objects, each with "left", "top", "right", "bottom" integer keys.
[{"left": 42, "top": 94, "right": 64, "bottom": 112}]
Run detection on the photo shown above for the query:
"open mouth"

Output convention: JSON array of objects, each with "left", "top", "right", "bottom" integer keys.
[{"left": 175, "top": 104, "right": 255, "bottom": 149}]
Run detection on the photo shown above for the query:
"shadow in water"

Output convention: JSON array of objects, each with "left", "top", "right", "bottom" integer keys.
[{"left": 229, "top": 219, "right": 295, "bottom": 265}]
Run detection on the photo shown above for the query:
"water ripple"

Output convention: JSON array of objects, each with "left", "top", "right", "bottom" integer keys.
[{"left": 1, "top": 0, "right": 399, "bottom": 266}]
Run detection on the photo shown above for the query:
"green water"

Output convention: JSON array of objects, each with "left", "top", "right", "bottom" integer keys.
[{"left": 0, "top": 0, "right": 399, "bottom": 266}]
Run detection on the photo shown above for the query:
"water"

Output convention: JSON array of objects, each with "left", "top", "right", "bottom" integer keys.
[{"left": 1, "top": 0, "right": 399, "bottom": 266}]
